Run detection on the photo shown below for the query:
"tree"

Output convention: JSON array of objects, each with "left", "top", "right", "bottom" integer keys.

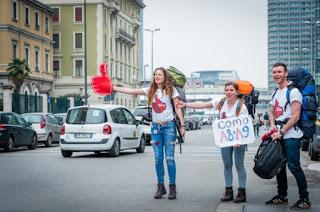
[{"left": 6, "top": 58, "right": 31, "bottom": 92}]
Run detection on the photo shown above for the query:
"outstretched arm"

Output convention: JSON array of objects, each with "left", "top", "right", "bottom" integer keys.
[
  {"left": 173, "top": 97, "right": 185, "bottom": 136},
  {"left": 176, "top": 100, "right": 213, "bottom": 109},
  {"left": 113, "top": 86, "right": 145, "bottom": 95}
]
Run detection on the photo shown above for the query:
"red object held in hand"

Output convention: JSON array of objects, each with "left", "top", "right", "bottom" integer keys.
[
  {"left": 91, "top": 63, "right": 113, "bottom": 95},
  {"left": 261, "top": 128, "right": 278, "bottom": 141}
]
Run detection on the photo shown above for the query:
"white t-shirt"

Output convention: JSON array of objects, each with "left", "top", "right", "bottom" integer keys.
[
  {"left": 270, "top": 86, "right": 303, "bottom": 139},
  {"left": 142, "top": 87, "right": 179, "bottom": 123},
  {"left": 211, "top": 98, "right": 249, "bottom": 119}
]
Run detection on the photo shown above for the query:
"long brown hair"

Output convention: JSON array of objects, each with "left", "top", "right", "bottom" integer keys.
[{"left": 147, "top": 67, "right": 174, "bottom": 105}]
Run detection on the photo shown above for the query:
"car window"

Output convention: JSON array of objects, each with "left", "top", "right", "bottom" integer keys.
[
  {"left": 132, "top": 107, "right": 150, "bottom": 117},
  {"left": 46, "top": 115, "right": 54, "bottom": 124},
  {"left": 22, "top": 114, "right": 42, "bottom": 123},
  {"left": 0, "top": 114, "right": 9, "bottom": 124},
  {"left": 6, "top": 113, "right": 19, "bottom": 125},
  {"left": 47, "top": 114, "right": 59, "bottom": 125},
  {"left": 122, "top": 109, "right": 135, "bottom": 125},
  {"left": 15, "top": 114, "right": 27, "bottom": 126},
  {"left": 110, "top": 108, "right": 128, "bottom": 124},
  {"left": 66, "top": 107, "right": 107, "bottom": 124}
]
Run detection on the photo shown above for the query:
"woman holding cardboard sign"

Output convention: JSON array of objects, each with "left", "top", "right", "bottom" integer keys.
[{"left": 176, "top": 81, "right": 249, "bottom": 203}]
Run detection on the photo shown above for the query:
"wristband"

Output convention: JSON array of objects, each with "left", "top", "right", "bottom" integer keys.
[
  {"left": 280, "top": 130, "right": 285, "bottom": 137},
  {"left": 181, "top": 125, "right": 186, "bottom": 128}
]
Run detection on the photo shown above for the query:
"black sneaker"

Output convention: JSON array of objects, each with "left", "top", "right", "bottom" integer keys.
[
  {"left": 290, "top": 198, "right": 311, "bottom": 210},
  {"left": 265, "top": 195, "right": 288, "bottom": 205}
]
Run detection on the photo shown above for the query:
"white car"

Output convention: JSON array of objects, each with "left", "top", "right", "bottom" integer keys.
[
  {"left": 132, "top": 106, "right": 152, "bottom": 144},
  {"left": 60, "top": 105, "right": 146, "bottom": 157}
]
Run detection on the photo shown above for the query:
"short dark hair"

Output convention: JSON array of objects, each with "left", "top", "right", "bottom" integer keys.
[{"left": 272, "top": 62, "right": 287, "bottom": 72}]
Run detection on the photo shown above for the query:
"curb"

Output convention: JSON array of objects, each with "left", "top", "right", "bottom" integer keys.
[{"left": 306, "top": 163, "right": 320, "bottom": 180}]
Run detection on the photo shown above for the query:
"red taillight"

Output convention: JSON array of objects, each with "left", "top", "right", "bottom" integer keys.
[
  {"left": 103, "top": 124, "right": 112, "bottom": 135},
  {"left": 0, "top": 124, "right": 5, "bottom": 129},
  {"left": 60, "top": 124, "right": 65, "bottom": 135},
  {"left": 40, "top": 116, "right": 46, "bottom": 129}
]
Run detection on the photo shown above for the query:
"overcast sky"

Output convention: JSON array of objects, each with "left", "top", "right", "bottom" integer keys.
[{"left": 143, "top": 0, "right": 268, "bottom": 88}]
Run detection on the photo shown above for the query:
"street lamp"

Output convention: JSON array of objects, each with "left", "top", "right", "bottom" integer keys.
[
  {"left": 145, "top": 28, "right": 160, "bottom": 76},
  {"left": 143, "top": 64, "right": 149, "bottom": 87},
  {"left": 84, "top": 0, "right": 88, "bottom": 105}
]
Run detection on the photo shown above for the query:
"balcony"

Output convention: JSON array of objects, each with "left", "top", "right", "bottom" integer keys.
[{"left": 115, "top": 29, "right": 135, "bottom": 46}]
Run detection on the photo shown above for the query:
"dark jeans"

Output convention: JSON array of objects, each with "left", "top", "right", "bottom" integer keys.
[{"left": 276, "top": 138, "right": 309, "bottom": 199}]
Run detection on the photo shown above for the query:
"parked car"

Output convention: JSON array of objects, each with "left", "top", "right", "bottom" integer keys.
[
  {"left": 0, "top": 112, "right": 37, "bottom": 152},
  {"left": 21, "top": 113, "right": 62, "bottom": 147},
  {"left": 60, "top": 105, "right": 146, "bottom": 157},
  {"left": 55, "top": 113, "right": 67, "bottom": 124},
  {"left": 310, "top": 119, "right": 320, "bottom": 161},
  {"left": 132, "top": 105, "right": 151, "bottom": 144}
]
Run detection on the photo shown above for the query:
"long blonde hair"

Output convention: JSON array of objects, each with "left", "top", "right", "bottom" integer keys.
[{"left": 147, "top": 67, "right": 174, "bottom": 105}]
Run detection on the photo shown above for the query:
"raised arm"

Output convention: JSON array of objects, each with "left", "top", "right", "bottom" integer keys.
[
  {"left": 176, "top": 100, "right": 213, "bottom": 109},
  {"left": 113, "top": 86, "right": 145, "bottom": 95}
]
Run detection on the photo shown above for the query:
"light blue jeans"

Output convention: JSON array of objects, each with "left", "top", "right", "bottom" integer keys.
[
  {"left": 151, "top": 120, "right": 177, "bottom": 185},
  {"left": 220, "top": 145, "right": 247, "bottom": 189}
]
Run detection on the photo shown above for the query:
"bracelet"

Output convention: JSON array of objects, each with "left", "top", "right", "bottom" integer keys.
[{"left": 181, "top": 125, "right": 186, "bottom": 128}]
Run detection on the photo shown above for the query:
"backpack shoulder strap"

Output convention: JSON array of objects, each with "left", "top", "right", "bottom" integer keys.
[
  {"left": 284, "top": 84, "right": 294, "bottom": 111},
  {"left": 217, "top": 97, "right": 227, "bottom": 113},
  {"left": 236, "top": 99, "right": 245, "bottom": 117},
  {"left": 271, "top": 87, "right": 278, "bottom": 101}
]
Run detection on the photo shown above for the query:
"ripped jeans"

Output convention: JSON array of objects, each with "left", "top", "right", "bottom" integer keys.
[{"left": 151, "top": 120, "right": 177, "bottom": 185}]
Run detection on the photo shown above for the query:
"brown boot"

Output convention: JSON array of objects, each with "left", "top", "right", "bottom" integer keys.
[
  {"left": 234, "top": 188, "right": 246, "bottom": 203},
  {"left": 168, "top": 184, "right": 177, "bottom": 200},
  {"left": 154, "top": 183, "right": 167, "bottom": 199},
  {"left": 221, "top": 187, "right": 233, "bottom": 202}
]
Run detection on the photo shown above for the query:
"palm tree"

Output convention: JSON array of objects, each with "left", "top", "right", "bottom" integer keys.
[{"left": 6, "top": 58, "right": 31, "bottom": 92}]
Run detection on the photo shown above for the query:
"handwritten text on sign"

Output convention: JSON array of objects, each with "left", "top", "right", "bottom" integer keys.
[{"left": 213, "top": 115, "right": 255, "bottom": 147}]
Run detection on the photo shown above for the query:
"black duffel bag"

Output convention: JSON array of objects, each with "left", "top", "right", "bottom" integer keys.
[{"left": 253, "top": 137, "right": 287, "bottom": 179}]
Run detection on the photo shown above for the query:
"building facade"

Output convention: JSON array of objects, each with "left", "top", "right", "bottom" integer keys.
[
  {"left": 41, "top": 0, "right": 145, "bottom": 111},
  {"left": 0, "top": 0, "right": 55, "bottom": 112},
  {"left": 268, "top": 0, "right": 315, "bottom": 93}
]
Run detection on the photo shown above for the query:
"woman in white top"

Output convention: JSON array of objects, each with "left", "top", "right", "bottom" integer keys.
[
  {"left": 176, "top": 81, "right": 248, "bottom": 203},
  {"left": 113, "top": 67, "right": 185, "bottom": 200}
]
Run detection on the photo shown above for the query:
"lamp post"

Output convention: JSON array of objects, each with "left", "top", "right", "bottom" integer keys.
[
  {"left": 84, "top": 0, "right": 88, "bottom": 105},
  {"left": 145, "top": 28, "right": 160, "bottom": 76},
  {"left": 143, "top": 64, "right": 149, "bottom": 87}
]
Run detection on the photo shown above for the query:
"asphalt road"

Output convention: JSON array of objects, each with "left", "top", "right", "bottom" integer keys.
[{"left": 0, "top": 125, "right": 319, "bottom": 212}]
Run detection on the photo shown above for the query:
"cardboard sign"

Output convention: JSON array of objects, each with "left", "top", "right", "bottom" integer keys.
[{"left": 213, "top": 115, "right": 255, "bottom": 148}]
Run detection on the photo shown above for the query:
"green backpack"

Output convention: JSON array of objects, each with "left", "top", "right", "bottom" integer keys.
[{"left": 167, "top": 66, "right": 186, "bottom": 88}]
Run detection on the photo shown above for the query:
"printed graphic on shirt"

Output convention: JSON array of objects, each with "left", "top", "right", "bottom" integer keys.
[
  {"left": 152, "top": 95, "right": 166, "bottom": 113},
  {"left": 274, "top": 99, "right": 284, "bottom": 118}
]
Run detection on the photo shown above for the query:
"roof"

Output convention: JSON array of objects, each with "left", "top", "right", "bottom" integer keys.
[{"left": 68, "top": 104, "right": 125, "bottom": 111}]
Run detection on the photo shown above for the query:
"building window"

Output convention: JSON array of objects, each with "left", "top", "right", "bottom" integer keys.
[
  {"left": 74, "top": 32, "right": 83, "bottom": 49},
  {"left": 74, "top": 6, "right": 83, "bottom": 22},
  {"left": 12, "top": 0, "right": 18, "bottom": 21},
  {"left": 52, "top": 7, "right": 60, "bottom": 22},
  {"left": 53, "top": 33, "right": 60, "bottom": 49},
  {"left": 74, "top": 59, "right": 83, "bottom": 77},
  {"left": 45, "top": 16, "right": 49, "bottom": 33},
  {"left": 35, "top": 11, "right": 40, "bottom": 29},
  {"left": 25, "top": 6, "right": 30, "bottom": 25},
  {"left": 53, "top": 60, "right": 60, "bottom": 77},
  {"left": 12, "top": 41, "right": 18, "bottom": 59},
  {"left": 35, "top": 47, "right": 40, "bottom": 71},
  {"left": 24, "top": 44, "right": 30, "bottom": 65},
  {"left": 45, "top": 51, "right": 49, "bottom": 72}
]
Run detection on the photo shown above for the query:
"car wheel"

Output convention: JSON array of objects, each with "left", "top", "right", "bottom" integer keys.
[
  {"left": 45, "top": 134, "right": 52, "bottom": 147},
  {"left": 61, "top": 150, "right": 73, "bottom": 158},
  {"left": 4, "top": 136, "right": 14, "bottom": 152},
  {"left": 301, "top": 139, "right": 309, "bottom": 151},
  {"left": 136, "top": 135, "right": 146, "bottom": 153},
  {"left": 28, "top": 134, "right": 38, "bottom": 150},
  {"left": 109, "top": 138, "right": 120, "bottom": 157}
]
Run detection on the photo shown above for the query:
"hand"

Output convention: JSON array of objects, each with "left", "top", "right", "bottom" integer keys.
[
  {"left": 91, "top": 63, "right": 113, "bottom": 95},
  {"left": 271, "top": 131, "right": 282, "bottom": 141},
  {"left": 234, "top": 144, "right": 241, "bottom": 148},
  {"left": 179, "top": 127, "right": 185, "bottom": 136},
  {"left": 175, "top": 100, "right": 186, "bottom": 109}
]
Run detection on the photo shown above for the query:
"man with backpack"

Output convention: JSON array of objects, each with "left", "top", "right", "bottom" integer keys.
[{"left": 266, "top": 63, "right": 311, "bottom": 209}]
